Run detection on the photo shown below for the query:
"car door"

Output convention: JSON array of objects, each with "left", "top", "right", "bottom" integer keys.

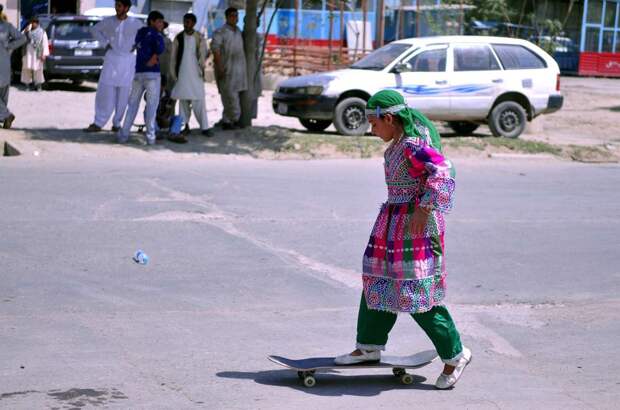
[
  {"left": 448, "top": 43, "right": 503, "bottom": 120},
  {"left": 389, "top": 44, "right": 450, "bottom": 119}
]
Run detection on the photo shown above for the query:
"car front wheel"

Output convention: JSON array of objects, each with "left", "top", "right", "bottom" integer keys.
[
  {"left": 488, "top": 101, "right": 527, "bottom": 138},
  {"left": 299, "top": 118, "right": 332, "bottom": 132},
  {"left": 333, "top": 97, "right": 369, "bottom": 136},
  {"left": 448, "top": 121, "right": 480, "bottom": 136}
]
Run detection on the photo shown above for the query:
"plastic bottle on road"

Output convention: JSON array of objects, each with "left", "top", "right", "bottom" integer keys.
[{"left": 133, "top": 250, "right": 149, "bottom": 265}]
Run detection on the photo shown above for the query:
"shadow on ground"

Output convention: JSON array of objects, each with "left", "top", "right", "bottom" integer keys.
[
  {"left": 12, "top": 81, "right": 96, "bottom": 93},
  {"left": 216, "top": 369, "right": 434, "bottom": 396},
  {"left": 437, "top": 131, "right": 493, "bottom": 139},
  {"left": 18, "top": 126, "right": 296, "bottom": 157},
  {"left": 16, "top": 125, "right": 506, "bottom": 159},
  {"left": 43, "top": 81, "right": 97, "bottom": 93}
]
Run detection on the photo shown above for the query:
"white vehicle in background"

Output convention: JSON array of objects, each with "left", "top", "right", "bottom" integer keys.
[{"left": 272, "top": 35, "right": 563, "bottom": 138}]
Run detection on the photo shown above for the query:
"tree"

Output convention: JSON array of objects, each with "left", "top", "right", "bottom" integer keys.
[{"left": 240, "top": 0, "right": 258, "bottom": 128}]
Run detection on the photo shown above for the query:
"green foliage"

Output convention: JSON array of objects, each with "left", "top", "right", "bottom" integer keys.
[{"left": 465, "top": 0, "right": 517, "bottom": 22}]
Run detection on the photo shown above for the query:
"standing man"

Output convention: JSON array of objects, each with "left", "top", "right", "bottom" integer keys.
[
  {"left": 118, "top": 11, "right": 165, "bottom": 145},
  {"left": 211, "top": 7, "right": 247, "bottom": 130},
  {"left": 85, "top": 0, "right": 143, "bottom": 133},
  {"left": 21, "top": 17, "right": 49, "bottom": 92},
  {"left": 0, "top": 9, "right": 26, "bottom": 129},
  {"left": 169, "top": 13, "right": 212, "bottom": 137}
]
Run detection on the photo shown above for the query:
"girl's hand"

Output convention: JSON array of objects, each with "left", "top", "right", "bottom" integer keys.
[{"left": 410, "top": 208, "right": 431, "bottom": 236}]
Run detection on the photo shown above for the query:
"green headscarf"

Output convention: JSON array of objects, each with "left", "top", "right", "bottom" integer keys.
[{"left": 366, "top": 89, "right": 443, "bottom": 152}]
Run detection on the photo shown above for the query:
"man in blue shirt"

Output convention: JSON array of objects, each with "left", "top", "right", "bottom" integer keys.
[{"left": 118, "top": 10, "right": 165, "bottom": 145}]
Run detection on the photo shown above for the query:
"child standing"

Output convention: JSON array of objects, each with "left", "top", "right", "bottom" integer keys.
[
  {"left": 118, "top": 10, "right": 166, "bottom": 145},
  {"left": 334, "top": 90, "right": 471, "bottom": 390}
]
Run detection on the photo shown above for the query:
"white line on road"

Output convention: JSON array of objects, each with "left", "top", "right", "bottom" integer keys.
[{"left": 135, "top": 180, "right": 362, "bottom": 290}]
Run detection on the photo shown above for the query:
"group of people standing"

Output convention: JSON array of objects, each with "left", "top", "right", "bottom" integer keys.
[
  {"left": 0, "top": 1, "right": 253, "bottom": 136},
  {"left": 83, "top": 0, "right": 252, "bottom": 145}
]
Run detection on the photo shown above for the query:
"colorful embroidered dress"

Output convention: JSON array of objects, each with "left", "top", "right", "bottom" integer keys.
[{"left": 362, "top": 135, "right": 455, "bottom": 314}]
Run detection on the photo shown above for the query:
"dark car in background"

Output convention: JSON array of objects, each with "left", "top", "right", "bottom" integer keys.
[
  {"left": 45, "top": 15, "right": 105, "bottom": 83},
  {"left": 11, "top": 15, "right": 105, "bottom": 85}
]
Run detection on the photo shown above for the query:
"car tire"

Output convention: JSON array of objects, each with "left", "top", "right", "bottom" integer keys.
[
  {"left": 333, "top": 97, "right": 369, "bottom": 136},
  {"left": 488, "top": 101, "right": 527, "bottom": 139},
  {"left": 299, "top": 118, "right": 332, "bottom": 132},
  {"left": 448, "top": 121, "right": 479, "bottom": 136}
]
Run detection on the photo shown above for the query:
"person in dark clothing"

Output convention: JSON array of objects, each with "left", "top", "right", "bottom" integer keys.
[{"left": 118, "top": 10, "right": 165, "bottom": 145}]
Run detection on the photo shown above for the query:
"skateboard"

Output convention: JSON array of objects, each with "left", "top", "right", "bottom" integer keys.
[{"left": 268, "top": 349, "right": 438, "bottom": 387}]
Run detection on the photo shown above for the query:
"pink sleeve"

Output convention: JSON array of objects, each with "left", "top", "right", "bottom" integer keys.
[{"left": 404, "top": 143, "right": 455, "bottom": 213}]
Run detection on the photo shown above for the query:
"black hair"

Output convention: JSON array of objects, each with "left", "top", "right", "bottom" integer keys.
[
  {"left": 30, "top": 16, "right": 40, "bottom": 23},
  {"left": 147, "top": 10, "right": 164, "bottom": 24},
  {"left": 183, "top": 13, "right": 197, "bottom": 23},
  {"left": 225, "top": 7, "right": 238, "bottom": 17},
  {"left": 116, "top": 0, "right": 132, "bottom": 8}
]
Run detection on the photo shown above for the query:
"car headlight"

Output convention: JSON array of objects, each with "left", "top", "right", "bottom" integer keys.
[{"left": 294, "top": 86, "right": 324, "bottom": 95}]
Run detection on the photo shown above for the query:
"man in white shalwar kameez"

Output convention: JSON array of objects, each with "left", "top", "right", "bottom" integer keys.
[
  {"left": 212, "top": 7, "right": 247, "bottom": 130},
  {"left": 169, "top": 13, "right": 212, "bottom": 137},
  {"left": 84, "top": 0, "right": 143, "bottom": 132},
  {"left": 21, "top": 17, "right": 49, "bottom": 91}
]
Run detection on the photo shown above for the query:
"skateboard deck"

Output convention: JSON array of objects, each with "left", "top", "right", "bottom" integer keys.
[{"left": 268, "top": 349, "right": 438, "bottom": 387}]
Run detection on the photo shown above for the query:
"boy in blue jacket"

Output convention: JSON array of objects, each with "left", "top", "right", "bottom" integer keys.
[{"left": 118, "top": 10, "right": 165, "bottom": 145}]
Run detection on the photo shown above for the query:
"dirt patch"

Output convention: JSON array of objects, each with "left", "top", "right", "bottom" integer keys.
[{"left": 563, "top": 144, "right": 619, "bottom": 163}]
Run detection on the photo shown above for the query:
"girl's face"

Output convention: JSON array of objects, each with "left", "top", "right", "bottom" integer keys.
[{"left": 367, "top": 113, "right": 398, "bottom": 143}]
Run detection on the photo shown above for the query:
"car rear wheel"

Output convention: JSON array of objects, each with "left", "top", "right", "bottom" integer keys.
[
  {"left": 488, "top": 101, "right": 527, "bottom": 138},
  {"left": 299, "top": 118, "right": 332, "bottom": 132},
  {"left": 333, "top": 97, "right": 369, "bottom": 136},
  {"left": 448, "top": 121, "right": 479, "bottom": 136}
]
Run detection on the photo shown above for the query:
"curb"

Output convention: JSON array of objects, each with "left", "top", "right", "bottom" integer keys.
[{"left": 2, "top": 141, "right": 21, "bottom": 157}]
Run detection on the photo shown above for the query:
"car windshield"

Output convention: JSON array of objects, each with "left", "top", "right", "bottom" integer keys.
[
  {"left": 52, "top": 21, "right": 98, "bottom": 40},
  {"left": 350, "top": 43, "right": 413, "bottom": 70}
]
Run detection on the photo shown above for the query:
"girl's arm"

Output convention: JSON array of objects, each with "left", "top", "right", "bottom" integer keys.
[{"left": 404, "top": 141, "right": 456, "bottom": 214}]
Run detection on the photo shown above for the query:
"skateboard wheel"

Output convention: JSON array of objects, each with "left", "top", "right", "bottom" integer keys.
[
  {"left": 392, "top": 368, "right": 406, "bottom": 377},
  {"left": 400, "top": 374, "right": 414, "bottom": 385},
  {"left": 303, "top": 376, "right": 316, "bottom": 388}
]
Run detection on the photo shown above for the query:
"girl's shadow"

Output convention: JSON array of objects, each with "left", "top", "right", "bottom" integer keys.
[{"left": 216, "top": 369, "right": 436, "bottom": 396}]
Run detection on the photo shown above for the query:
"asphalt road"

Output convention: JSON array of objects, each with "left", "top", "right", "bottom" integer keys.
[{"left": 1, "top": 154, "right": 619, "bottom": 409}]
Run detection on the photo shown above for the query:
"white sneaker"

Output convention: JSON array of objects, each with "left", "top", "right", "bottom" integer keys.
[
  {"left": 435, "top": 347, "right": 472, "bottom": 389},
  {"left": 334, "top": 350, "right": 381, "bottom": 365}
]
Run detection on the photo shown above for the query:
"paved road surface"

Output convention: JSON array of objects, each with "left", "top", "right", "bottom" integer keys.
[{"left": 1, "top": 154, "right": 619, "bottom": 409}]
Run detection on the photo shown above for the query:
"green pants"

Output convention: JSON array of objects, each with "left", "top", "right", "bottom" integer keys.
[{"left": 356, "top": 293, "right": 463, "bottom": 363}]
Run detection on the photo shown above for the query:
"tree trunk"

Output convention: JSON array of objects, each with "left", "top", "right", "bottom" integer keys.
[{"left": 240, "top": 0, "right": 258, "bottom": 128}]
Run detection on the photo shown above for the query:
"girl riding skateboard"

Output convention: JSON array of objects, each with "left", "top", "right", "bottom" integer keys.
[{"left": 334, "top": 90, "right": 472, "bottom": 390}]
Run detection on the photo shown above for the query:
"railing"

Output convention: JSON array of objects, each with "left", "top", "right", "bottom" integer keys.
[{"left": 262, "top": 44, "right": 371, "bottom": 75}]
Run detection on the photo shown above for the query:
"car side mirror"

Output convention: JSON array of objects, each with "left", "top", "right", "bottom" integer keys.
[{"left": 393, "top": 62, "right": 412, "bottom": 73}]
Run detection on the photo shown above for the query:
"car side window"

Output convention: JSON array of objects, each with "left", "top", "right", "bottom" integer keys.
[
  {"left": 453, "top": 44, "right": 501, "bottom": 71},
  {"left": 492, "top": 44, "right": 547, "bottom": 69},
  {"left": 403, "top": 48, "right": 447, "bottom": 72}
]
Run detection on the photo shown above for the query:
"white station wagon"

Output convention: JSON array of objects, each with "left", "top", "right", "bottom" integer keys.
[{"left": 272, "top": 35, "right": 563, "bottom": 138}]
